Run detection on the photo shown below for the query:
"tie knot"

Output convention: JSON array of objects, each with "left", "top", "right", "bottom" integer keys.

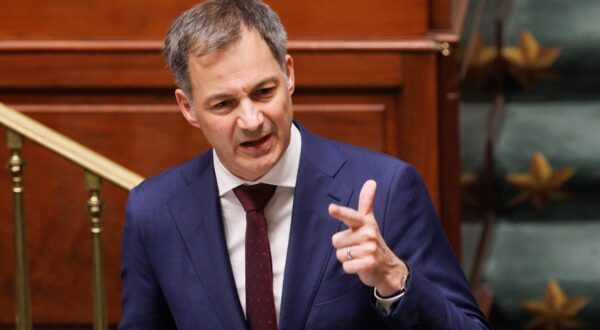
[{"left": 233, "top": 183, "right": 276, "bottom": 212}]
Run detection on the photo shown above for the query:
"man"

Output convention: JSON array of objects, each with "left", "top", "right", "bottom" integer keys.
[{"left": 120, "top": 1, "right": 490, "bottom": 329}]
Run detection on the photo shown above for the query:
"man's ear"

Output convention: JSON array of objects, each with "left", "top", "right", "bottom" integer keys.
[
  {"left": 285, "top": 54, "right": 295, "bottom": 95},
  {"left": 175, "top": 89, "right": 201, "bottom": 128}
]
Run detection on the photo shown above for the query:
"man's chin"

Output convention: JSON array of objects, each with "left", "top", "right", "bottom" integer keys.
[{"left": 231, "top": 158, "right": 277, "bottom": 181}]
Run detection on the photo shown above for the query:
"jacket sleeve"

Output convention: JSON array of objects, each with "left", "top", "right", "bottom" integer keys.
[
  {"left": 119, "top": 187, "right": 177, "bottom": 330},
  {"left": 373, "top": 165, "right": 490, "bottom": 329}
]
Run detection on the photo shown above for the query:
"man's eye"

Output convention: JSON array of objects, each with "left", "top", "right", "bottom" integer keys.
[
  {"left": 254, "top": 88, "right": 274, "bottom": 98},
  {"left": 211, "top": 100, "right": 232, "bottom": 109}
]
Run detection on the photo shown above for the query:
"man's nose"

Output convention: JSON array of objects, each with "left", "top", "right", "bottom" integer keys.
[{"left": 236, "top": 99, "right": 264, "bottom": 131}]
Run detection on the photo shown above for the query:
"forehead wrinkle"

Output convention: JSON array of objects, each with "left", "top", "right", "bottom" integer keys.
[{"left": 191, "top": 52, "right": 279, "bottom": 91}]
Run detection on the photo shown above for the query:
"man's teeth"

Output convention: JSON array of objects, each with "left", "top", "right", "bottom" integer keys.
[{"left": 243, "top": 135, "right": 268, "bottom": 146}]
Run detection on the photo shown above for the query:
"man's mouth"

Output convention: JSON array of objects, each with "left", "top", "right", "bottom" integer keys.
[{"left": 240, "top": 134, "right": 272, "bottom": 148}]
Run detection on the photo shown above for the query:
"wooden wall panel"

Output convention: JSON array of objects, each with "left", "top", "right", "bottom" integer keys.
[
  {"left": 397, "top": 54, "right": 441, "bottom": 208},
  {"left": 0, "top": 51, "right": 403, "bottom": 89},
  {"left": 431, "top": 0, "right": 452, "bottom": 29},
  {"left": 293, "top": 53, "right": 403, "bottom": 88},
  {"left": 270, "top": 1, "right": 429, "bottom": 38},
  {"left": 0, "top": 52, "right": 170, "bottom": 89},
  {"left": 0, "top": 0, "right": 430, "bottom": 40}
]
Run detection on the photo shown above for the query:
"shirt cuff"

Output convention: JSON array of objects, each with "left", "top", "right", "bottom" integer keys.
[{"left": 373, "top": 288, "right": 405, "bottom": 314}]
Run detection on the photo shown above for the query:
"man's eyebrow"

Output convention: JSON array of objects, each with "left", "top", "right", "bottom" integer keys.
[
  {"left": 253, "top": 76, "right": 279, "bottom": 89},
  {"left": 204, "top": 93, "right": 234, "bottom": 107},
  {"left": 204, "top": 77, "right": 280, "bottom": 106}
]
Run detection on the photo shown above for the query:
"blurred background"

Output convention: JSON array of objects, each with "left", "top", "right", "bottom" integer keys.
[{"left": 460, "top": 0, "right": 600, "bottom": 329}]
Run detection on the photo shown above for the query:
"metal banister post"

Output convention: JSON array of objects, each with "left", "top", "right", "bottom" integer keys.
[
  {"left": 6, "top": 129, "right": 32, "bottom": 330},
  {"left": 85, "top": 171, "right": 107, "bottom": 330}
]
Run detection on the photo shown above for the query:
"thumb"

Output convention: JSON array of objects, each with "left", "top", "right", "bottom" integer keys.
[{"left": 358, "top": 180, "right": 377, "bottom": 216}]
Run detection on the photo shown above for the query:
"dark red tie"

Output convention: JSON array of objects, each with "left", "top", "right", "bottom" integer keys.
[{"left": 233, "top": 184, "right": 278, "bottom": 330}]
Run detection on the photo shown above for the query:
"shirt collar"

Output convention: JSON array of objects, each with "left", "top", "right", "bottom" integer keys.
[{"left": 213, "top": 124, "right": 301, "bottom": 197}]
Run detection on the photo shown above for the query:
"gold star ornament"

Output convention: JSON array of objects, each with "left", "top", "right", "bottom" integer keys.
[
  {"left": 502, "top": 30, "right": 561, "bottom": 88},
  {"left": 523, "top": 279, "right": 590, "bottom": 330},
  {"left": 506, "top": 152, "right": 575, "bottom": 210},
  {"left": 465, "top": 30, "right": 561, "bottom": 89}
]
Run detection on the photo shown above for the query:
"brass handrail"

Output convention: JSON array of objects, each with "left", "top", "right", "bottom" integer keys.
[
  {"left": 0, "top": 103, "right": 144, "bottom": 190},
  {"left": 2, "top": 102, "right": 144, "bottom": 329}
]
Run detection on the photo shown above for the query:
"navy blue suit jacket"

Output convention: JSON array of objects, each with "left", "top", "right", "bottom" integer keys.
[{"left": 120, "top": 122, "right": 489, "bottom": 329}]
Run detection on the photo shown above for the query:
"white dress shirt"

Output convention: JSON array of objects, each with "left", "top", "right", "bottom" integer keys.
[
  {"left": 213, "top": 124, "right": 402, "bottom": 321},
  {"left": 213, "top": 125, "right": 301, "bottom": 322}
]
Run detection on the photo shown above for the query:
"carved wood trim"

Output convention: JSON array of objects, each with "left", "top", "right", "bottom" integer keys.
[
  {"left": 11, "top": 103, "right": 386, "bottom": 113},
  {"left": 0, "top": 39, "right": 441, "bottom": 53}
]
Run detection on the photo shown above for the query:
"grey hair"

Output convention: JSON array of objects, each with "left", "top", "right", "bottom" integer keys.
[{"left": 163, "top": 0, "right": 288, "bottom": 98}]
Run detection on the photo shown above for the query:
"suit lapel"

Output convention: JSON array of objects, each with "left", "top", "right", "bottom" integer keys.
[
  {"left": 168, "top": 157, "right": 248, "bottom": 330},
  {"left": 279, "top": 125, "right": 353, "bottom": 330}
]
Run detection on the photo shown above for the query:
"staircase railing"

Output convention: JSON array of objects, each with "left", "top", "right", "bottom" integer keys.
[{"left": 0, "top": 102, "right": 144, "bottom": 330}]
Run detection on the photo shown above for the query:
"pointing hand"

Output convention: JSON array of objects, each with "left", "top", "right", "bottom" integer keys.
[{"left": 329, "top": 180, "right": 409, "bottom": 296}]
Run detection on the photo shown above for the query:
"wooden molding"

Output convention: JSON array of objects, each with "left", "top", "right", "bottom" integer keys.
[
  {"left": 11, "top": 103, "right": 386, "bottom": 114},
  {"left": 0, "top": 39, "right": 442, "bottom": 53},
  {"left": 0, "top": 40, "right": 163, "bottom": 53}
]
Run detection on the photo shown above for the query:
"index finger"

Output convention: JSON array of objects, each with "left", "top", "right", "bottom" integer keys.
[
  {"left": 328, "top": 203, "right": 365, "bottom": 229},
  {"left": 358, "top": 180, "right": 377, "bottom": 216}
]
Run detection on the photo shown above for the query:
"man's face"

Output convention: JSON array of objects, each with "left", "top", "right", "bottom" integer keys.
[{"left": 175, "top": 27, "right": 295, "bottom": 181}]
